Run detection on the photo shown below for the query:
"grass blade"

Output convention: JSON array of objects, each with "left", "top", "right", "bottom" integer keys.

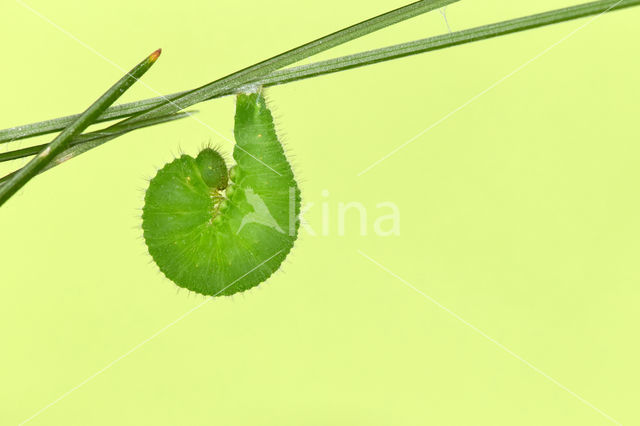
[
  {"left": 0, "top": 113, "right": 195, "bottom": 187},
  {"left": 261, "top": 0, "right": 640, "bottom": 85},
  {"left": 107, "top": 0, "right": 458, "bottom": 133},
  {"left": 0, "top": 0, "right": 457, "bottom": 144},
  {"left": 1, "top": 0, "right": 638, "bottom": 173},
  {"left": 3, "top": 0, "right": 637, "bottom": 145},
  {"left": 0, "top": 111, "right": 194, "bottom": 164},
  {"left": 0, "top": 91, "right": 188, "bottom": 144},
  {"left": 0, "top": 49, "right": 162, "bottom": 206}
]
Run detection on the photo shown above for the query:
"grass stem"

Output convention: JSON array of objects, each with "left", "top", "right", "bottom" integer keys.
[
  {"left": 0, "top": 49, "right": 161, "bottom": 206},
  {"left": 1, "top": 0, "right": 636, "bottom": 147}
]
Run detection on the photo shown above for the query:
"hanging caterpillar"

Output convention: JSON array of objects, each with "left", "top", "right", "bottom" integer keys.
[{"left": 142, "top": 92, "right": 300, "bottom": 296}]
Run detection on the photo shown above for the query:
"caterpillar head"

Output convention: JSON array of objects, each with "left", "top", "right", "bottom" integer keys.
[{"left": 195, "top": 147, "right": 228, "bottom": 190}]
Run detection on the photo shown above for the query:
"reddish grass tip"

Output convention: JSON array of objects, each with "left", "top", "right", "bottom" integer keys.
[{"left": 149, "top": 48, "right": 162, "bottom": 62}]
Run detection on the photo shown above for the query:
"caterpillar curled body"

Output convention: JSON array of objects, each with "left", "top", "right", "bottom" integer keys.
[{"left": 142, "top": 93, "right": 300, "bottom": 296}]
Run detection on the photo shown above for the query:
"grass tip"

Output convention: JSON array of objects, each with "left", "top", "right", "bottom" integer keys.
[{"left": 149, "top": 48, "right": 162, "bottom": 62}]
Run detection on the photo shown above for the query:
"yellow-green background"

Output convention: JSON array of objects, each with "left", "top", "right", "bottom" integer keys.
[{"left": 1, "top": 1, "right": 639, "bottom": 425}]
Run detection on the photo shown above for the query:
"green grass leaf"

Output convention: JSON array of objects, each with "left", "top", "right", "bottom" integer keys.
[
  {"left": 1, "top": 0, "right": 636, "bottom": 148},
  {"left": 0, "top": 49, "right": 162, "bottom": 206},
  {"left": 0, "top": 111, "right": 194, "bottom": 165},
  {"left": 0, "top": 0, "right": 458, "bottom": 145}
]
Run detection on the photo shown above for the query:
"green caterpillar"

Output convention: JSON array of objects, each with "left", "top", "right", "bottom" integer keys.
[{"left": 142, "top": 92, "right": 300, "bottom": 296}]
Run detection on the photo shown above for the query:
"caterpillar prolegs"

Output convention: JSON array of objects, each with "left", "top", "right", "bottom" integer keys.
[{"left": 142, "top": 93, "right": 300, "bottom": 296}]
